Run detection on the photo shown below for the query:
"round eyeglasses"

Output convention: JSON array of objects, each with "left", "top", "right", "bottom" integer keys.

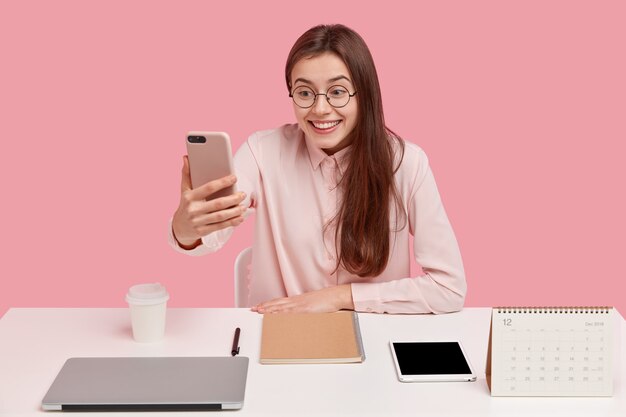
[{"left": 289, "top": 85, "right": 357, "bottom": 109}]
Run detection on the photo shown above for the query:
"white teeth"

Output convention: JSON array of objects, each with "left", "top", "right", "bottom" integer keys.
[{"left": 312, "top": 121, "right": 340, "bottom": 129}]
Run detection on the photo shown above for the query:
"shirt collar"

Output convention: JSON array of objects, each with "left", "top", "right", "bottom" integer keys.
[{"left": 302, "top": 129, "right": 352, "bottom": 174}]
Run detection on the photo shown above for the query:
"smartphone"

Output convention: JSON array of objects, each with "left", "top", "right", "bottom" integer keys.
[
  {"left": 389, "top": 341, "right": 477, "bottom": 382},
  {"left": 186, "top": 131, "right": 236, "bottom": 200}
]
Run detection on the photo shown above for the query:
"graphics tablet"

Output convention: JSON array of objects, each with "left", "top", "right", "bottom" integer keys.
[
  {"left": 389, "top": 341, "right": 477, "bottom": 382},
  {"left": 42, "top": 356, "right": 249, "bottom": 411}
]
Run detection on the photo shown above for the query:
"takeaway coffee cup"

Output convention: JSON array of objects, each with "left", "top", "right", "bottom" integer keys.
[{"left": 125, "top": 283, "right": 170, "bottom": 342}]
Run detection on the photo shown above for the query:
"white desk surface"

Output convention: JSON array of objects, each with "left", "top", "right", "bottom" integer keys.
[{"left": 0, "top": 307, "right": 623, "bottom": 416}]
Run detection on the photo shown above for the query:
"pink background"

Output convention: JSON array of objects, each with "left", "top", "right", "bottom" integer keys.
[{"left": 1, "top": 1, "right": 625, "bottom": 318}]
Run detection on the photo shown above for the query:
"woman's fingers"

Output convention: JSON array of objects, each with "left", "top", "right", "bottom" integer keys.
[
  {"left": 195, "top": 215, "right": 245, "bottom": 236},
  {"left": 174, "top": 158, "right": 247, "bottom": 245},
  {"left": 190, "top": 174, "right": 238, "bottom": 201},
  {"left": 252, "top": 286, "right": 353, "bottom": 314},
  {"left": 193, "top": 205, "right": 247, "bottom": 227}
]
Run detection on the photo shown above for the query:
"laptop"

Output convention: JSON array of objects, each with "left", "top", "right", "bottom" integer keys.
[{"left": 42, "top": 356, "right": 249, "bottom": 411}]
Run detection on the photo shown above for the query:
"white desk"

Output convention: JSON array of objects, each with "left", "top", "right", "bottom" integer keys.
[{"left": 0, "top": 308, "right": 623, "bottom": 416}]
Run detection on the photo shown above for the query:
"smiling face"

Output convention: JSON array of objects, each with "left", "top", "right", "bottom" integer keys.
[{"left": 290, "top": 52, "right": 358, "bottom": 155}]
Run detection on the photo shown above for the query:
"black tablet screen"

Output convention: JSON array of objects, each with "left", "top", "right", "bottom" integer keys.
[{"left": 393, "top": 342, "right": 472, "bottom": 375}]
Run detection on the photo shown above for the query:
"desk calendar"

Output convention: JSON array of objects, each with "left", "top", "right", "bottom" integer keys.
[{"left": 486, "top": 306, "right": 614, "bottom": 396}]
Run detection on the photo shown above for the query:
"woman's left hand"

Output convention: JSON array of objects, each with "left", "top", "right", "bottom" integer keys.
[{"left": 251, "top": 285, "right": 354, "bottom": 314}]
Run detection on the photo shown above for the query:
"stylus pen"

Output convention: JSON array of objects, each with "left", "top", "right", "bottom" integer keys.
[{"left": 231, "top": 327, "right": 241, "bottom": 356}]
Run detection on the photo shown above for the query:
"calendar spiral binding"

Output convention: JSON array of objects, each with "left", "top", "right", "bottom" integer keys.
[{"left": 495, "top": 306, "right": 613, "bottom": 314}]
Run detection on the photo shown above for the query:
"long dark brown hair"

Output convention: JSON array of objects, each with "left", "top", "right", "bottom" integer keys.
[{"left": 285, "top": 24, "right": 406, "bottom": 277}]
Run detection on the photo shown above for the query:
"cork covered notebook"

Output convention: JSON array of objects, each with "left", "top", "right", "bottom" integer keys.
[{"left": 260, "top": 311, "right": 365, "bottom": 364}]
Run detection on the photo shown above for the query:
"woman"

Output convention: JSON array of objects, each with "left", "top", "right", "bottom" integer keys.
[{"left": 169, "top": 24, "right": 466, "bottom": 314}]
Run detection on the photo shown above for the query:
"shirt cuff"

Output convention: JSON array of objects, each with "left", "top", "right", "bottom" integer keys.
[{"left": 350, "top": 282, "right": 384, "bottom": 313}]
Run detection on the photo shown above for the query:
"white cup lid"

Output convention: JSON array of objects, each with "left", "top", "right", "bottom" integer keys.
[{"left": 126, "top": 283, "right": 170, "bottom": 306}]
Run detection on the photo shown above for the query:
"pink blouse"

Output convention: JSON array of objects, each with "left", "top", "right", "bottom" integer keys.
[{"left": 169, "top": 124, "right": 466, "bottom": 314}]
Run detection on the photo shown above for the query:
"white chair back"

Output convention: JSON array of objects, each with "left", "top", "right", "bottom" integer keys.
[{"left": 234, "top": 247, "right": 252, "bottom": 307}]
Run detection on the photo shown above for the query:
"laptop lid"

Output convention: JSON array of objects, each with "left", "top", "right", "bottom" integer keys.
[{"left": 42, "top": 357, "right": 249, "bottom": 411}]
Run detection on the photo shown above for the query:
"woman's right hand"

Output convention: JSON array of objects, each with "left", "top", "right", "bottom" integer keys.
[{"left": 172, "top": 156, "right": 247, "bottom": 249}]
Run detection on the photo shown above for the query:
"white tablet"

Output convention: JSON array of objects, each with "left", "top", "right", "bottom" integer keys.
[{"left": 389, "top": 341, "right": 477, "bottom": 382}]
